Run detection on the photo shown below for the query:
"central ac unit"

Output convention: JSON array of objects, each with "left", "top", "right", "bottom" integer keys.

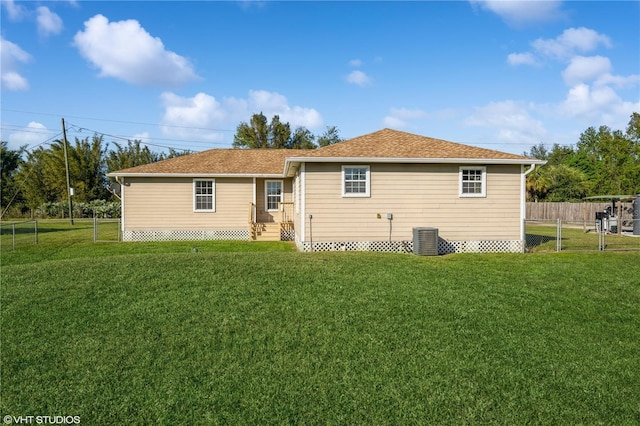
[{"left": 413, "top": 227, "right": 439, "bottom": 256}]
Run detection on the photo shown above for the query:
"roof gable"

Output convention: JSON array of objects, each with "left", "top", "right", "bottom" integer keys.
[
  {"left": 109, "top": 129, "right": 539, "bottom": 176},
  {"left": 308, "top": 128, "right": 530, "bottom": 160}
]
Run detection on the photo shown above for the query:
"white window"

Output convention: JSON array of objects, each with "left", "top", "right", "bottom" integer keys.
[
  {"left": 193, "top": 179, "right": 215, "bottom": 212},
  {"left": 265, "top": 180, "right": 283, "bottom": 211},
  {"left": 342, "top": 165, "right": 370, "bottom": 197},
  {"left": 459, "top": 167, "right": 486, "bottom": 197}
]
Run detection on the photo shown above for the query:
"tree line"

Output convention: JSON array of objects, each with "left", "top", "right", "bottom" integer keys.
[
  {"left": 524, "top": 112, "right": 639, "bottom": 201},
  {"left": 0, "top": 137, "right": 187, "bottom": 218},
  {"left": 0, "top": 113, "right": 343, "bottom": 219},
  {"left": 2, "top": 112, "right": 638, "bottom": 218}
]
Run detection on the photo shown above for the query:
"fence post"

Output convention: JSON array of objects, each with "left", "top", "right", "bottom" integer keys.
[
  {"left": 34, "top": 220, "right": 38, "bottom": 244},
  {"left": 12, "top": 224, "right": 16, "bottom": 250},
  {"left": 556, "top": 219, "right": 562, "bottom": 252},
  {"left": 598, "top": 222, "right": 605, "bottom": 251}
]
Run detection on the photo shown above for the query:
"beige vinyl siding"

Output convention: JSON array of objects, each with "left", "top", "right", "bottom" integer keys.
[
  {"left": 124, "top": 177, "right": 253, "bottom": 231},
  {"left": 303, "top": 163, "right": 522, "bottom": 242}
]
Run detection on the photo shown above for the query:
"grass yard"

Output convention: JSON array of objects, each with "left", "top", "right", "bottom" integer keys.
[
  {"left": 526, "top": 222, "right": 640, "bottom": 252},
  {"left": 1, "top": 223, "right": 639, "bottom": 424}
]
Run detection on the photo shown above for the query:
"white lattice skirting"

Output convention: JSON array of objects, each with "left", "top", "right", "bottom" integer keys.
[
  {"left": 297, "top": 239, "right": 523, "bottom": 254},
  {"left": 123, "top": 229, "right": 249, "bottom": 242}
]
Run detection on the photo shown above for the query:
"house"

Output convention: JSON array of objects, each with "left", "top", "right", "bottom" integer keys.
[{"left": 108, "top": 129, "right": 545, "bottom": 254}]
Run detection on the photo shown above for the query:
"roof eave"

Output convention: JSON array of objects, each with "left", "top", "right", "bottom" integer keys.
[
  {"left": 285, "top": 157, "right": 546, "bottom": 166},
  {"left": 107, "top": 172, "right": 285, "bottom": 178}
]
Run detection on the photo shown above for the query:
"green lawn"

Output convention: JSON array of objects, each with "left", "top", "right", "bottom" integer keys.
[
  {"left": 2, "top": 223, "right": 639, "bottom": 424},
  {"left": 526, "top": 222, "right": 640, "bottom": 252}
]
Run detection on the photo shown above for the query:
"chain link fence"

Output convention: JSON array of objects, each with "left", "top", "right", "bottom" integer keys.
[
  {"left": 1, "top": 218, "right": 122, "bottom": 249},
  {"left": 93, "top": 218, "right": 121, "bottom": 242},
  {"left": 0, "top": 220, "right": 38, "bottom": 250},
  {"left": 525, "top": 219, "right": 640, "bottom": 252}
]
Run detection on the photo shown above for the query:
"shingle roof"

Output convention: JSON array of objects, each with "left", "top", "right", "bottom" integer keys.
[
  {"left": 110, "top": 148, "right": 300, "bottom": 175},
  {"left": 306, "top": 128, "right": 530, "bottom": 160},
  {"left": 109, "top": 128, "right": 536, "bottom": 176}
]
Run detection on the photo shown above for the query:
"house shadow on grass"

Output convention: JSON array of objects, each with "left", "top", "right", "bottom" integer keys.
[{"left": 525, "top": 233, "right": 557, "bottom": 250}]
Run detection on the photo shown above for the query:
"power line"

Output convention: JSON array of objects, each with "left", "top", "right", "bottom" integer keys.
[
  {"left": 1, "top": 108, "right": 235, "bottom": 132},
  {"left": 65, "top": 123, "right": 199, "bottom": 152},
  {"left": 65, "top": 124, "right": 228, "bottom": 148}
]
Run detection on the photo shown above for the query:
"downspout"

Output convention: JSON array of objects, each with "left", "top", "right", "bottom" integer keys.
[
  {"left": 300, "top": 163, "right": 306, "bottom": 249},
  {"left": 521, "top": 163, "right": 537, "bottom": 252}
]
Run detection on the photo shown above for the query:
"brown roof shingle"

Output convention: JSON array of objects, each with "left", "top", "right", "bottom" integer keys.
[
  {"left": 110, "top": 128, "right": 535, "bottom": 176},
  {"left": 307, "top": 128, "right": 529, "bottom": 160},
  {"left": 110, "top": 148, "right": 301, "bottom": 175}
]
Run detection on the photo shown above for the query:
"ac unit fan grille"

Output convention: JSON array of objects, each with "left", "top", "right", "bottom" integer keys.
[{"left": 413, "top": 227, "right": 438, "bottom": 256}]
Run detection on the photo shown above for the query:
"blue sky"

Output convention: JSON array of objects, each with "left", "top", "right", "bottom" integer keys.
[{"left": 1, "top": 1, "right": 638, "bottom": 155}]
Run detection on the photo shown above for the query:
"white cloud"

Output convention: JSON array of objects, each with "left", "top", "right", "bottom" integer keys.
[
  {"left": 73, "top": 14, "right": 199, "bottom": 87},
  {"left": 382, "top": 116, "right": 408, "bottom": 129},
  {"left": 347, "top": 70, "right": 372, "bottom": 87},
  {"left": 160, "top": 92, "right": 227, "bottom": 142},
  {"left": 383, "top": 108, "right": 462, "bottom": 131},
  {"left": 0, "top": 37, "right": 32, "bottom": 91},
  {"left": 248, "top": 90, "right": 323, "bottom": 128},
  {"left": 562, "top": 55, "right": 611, "bottom": 86},
  {"left": 532, "top": 27, "right": 611, "bottom": 61},
  {"left": 349, "top": 59, "right": 362, "bottom": 67},
  {"left": 558, "top": 84, "right": 640, "bottom": 126},
  {"left": 36, "top": 6, "right": 63, "bottom": 36},
  {"left": 507, "top": 52, "right": 538, "bottom": 66},
  {"left": 595, "top": 73, "right": 640, "bottom": 89},
  {"left": 465, "top": 101, "right": 547, "bottom": 145},
  {"left": 8, "top": 122, "right": 50, "bottom": 149},
  {"left": 382, "top": 108, "right": 429, "bottom": 129},
  {"left": 470, "top": 0, "right": 564, "bottom": 26},
  {"left": 389, "top": 108, "right": 428, "bottom": 120},
  {"left": 560, "top": 84, "right": 617, "bottom": 118},
  {"left": 159, "top": 90, "right": 323, "bottom": 142},
  {"left": 2, "top": 0, "right": 27, "bottom": 21},
  {"left": 503, "top": 26, "right": 637, "bottom": 137},
  {"left": 508, "top": 27, "right": 612, "bottom": 69}
]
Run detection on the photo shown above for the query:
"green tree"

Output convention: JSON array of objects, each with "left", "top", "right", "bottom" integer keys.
[
  {"left": 68, "top": 134, "right": 109, "bottom": 202},
  {"left": 1, "top": 141, "right": 26, "bottom": 214},
  {"left": 269, "top": 115, "right": 291, "bottom": 148},
  {"left": 525, "top": 165, "right": 550, "bottom": 202},
  {"left": 289, "top": 127, "right": 316, "bottom": 149},
  {"left": 232, "top": 113, "right": 342, "bottom": 150},
  {"left": 524, "top": 112, "right": 640, "bottom": 201},
  {"left": 522, "top": 143, "right": 548, "bottom": 160},
  {"left": 16, "top": 134, "right": 109, "bottom": 210},
  {"left": 576, "top": 124, "right": 638, "bottom": 195},
  {"left": 106, "top": 140, "right": 165, "bottom": 172},
  {"left": 317, "top": 126, "right": 343, "bottom": 147},
  {"left": 543, "top": 164, "right": 590, "bottom": 201},
  {"left": 233, "top": 112, "right": 271, "bottom": 148},
  {"left": 15, "top": 147, "right": 58, "bottom": 211}
]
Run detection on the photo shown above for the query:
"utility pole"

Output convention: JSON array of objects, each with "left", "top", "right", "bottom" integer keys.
[{"left": 61, "top": 118, "right": 74, "bottom": 225}]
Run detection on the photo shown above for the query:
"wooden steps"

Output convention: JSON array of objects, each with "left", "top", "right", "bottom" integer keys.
[{"left": 253, "top": 222, "right": 281, "bottom": 241}]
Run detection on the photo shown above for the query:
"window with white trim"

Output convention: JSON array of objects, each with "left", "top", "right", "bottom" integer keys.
[
  {"left": 459, "top": 166, "right": 486, "bottom": 197},
  {"left": 342, "top": 165, "right": 370, "bottom": 197},
  {"left": 265, "top": 180, "right": 283, "bottom": 211},
  {"left": 193, "top": 179, "right": 215, "bottom": 211}
]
